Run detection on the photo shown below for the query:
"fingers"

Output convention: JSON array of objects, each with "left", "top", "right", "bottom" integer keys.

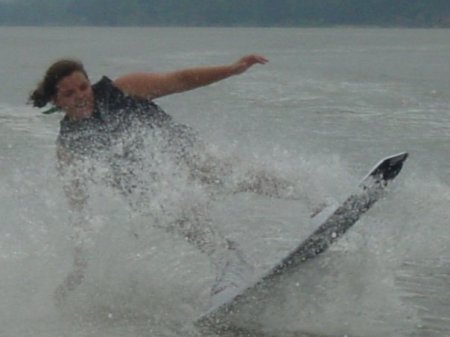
[
  {"left": 232, "top": 54, "right": 268, "bottom": 75},
  {"left": 250, "top": 54, "right": 268, "bottom": 65},
  {"left": 242, "top": 54, "right": 268, "bottom": 66}
]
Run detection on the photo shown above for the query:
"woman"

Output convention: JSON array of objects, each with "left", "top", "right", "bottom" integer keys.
[{"left": 29, "top": 54, "right": 295, "bottom": 304}]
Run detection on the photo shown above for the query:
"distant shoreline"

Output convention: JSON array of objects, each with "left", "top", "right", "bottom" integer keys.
[
  {"left": 0, "top": 24, "right": 449, "bottom": 29},
  {"left": 2, "top": 0, "right": 449, "bottom": 29}
]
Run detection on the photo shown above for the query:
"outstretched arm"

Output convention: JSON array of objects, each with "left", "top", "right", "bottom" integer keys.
[{"left": 113, "top": 54, "right": 268, "bottom": 100}]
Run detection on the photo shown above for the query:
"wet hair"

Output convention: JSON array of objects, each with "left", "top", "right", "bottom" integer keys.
[{"left": 28, "top": 59, "right": 89, "bottom": 108}]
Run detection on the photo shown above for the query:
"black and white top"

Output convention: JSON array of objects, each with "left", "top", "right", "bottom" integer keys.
[
  {"left": 57, "top": 76, "right": 198, "bottom": 159},
  {"left": 56, "top": 76, "right": 199, "bottom": 196}
]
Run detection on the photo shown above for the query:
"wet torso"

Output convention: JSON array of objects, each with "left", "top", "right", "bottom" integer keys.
[
  {"left": 57, "top": 76, "right": 174, "bottom": 160},
  {"left": 57, "top": 76, "right": 199, "bottom": 196}
]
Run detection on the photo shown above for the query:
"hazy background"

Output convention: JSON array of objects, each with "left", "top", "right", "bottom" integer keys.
[
  {"left": 1, "top": 1, "right": 450, "bottom": 335},
  {"left": 1, "top": 0, "right": 450, "bottom": 27}
]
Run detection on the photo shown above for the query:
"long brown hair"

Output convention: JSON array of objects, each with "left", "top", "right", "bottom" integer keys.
[{"left": 29, "top": 59, "right": 88, "bottom": 108}]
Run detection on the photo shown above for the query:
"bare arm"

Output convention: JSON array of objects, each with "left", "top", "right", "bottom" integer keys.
[
  {"left": 113, "top": 54, "right": 268, "bottom": 100},
  {"left": 55, "top": 145, "right": 90, "bottom": 301},
  {"left": 56, "top": 145, "right": 88, "bottom": 213}
]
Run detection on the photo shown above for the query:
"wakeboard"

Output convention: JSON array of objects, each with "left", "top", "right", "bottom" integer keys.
[{"left": 196, "top": 152, "right": 408, "bottom": 334}]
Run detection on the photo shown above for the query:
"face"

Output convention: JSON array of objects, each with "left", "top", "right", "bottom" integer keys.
[{"left": 53, "top": 71, "right": 94, "bottom": 120}]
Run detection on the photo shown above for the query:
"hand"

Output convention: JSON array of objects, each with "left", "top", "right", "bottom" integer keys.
[{"left": 232, "top": 54, "right": 268, "bottom": 75}]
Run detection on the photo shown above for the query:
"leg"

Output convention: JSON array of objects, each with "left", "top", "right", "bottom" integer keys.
[
  {"left": 235, "top": 167, "right": 328, "bottom": 215},
  {"left": 234, "top": 167, "right": 295, "bottom": 198},
  {"left": 186, "top": 148, "right": 297, "bottom": 199},
  {"left": 168, "top": 207, "right": 254, "bottom": 295},
  {"left": 186, "top": 150, "right": 328, "bottom": 216}
]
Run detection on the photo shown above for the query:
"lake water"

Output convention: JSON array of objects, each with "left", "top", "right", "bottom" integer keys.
[{"left": 1, "top": 27, "right": 450, "bottom": 337}]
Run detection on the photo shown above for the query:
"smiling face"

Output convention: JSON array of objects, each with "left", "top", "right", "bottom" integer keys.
[{"left": 53, "top": 71, "right": 95, "bottom": 120}]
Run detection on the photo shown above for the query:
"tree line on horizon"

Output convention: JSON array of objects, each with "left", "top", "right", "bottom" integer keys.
[{"left": 1, "top": 0, "right": 449, "bottom": 27}]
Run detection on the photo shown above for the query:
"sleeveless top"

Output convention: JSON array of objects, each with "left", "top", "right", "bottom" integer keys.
[{"left": 57, "top": 76, "right": 197, "bottom": 162}]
